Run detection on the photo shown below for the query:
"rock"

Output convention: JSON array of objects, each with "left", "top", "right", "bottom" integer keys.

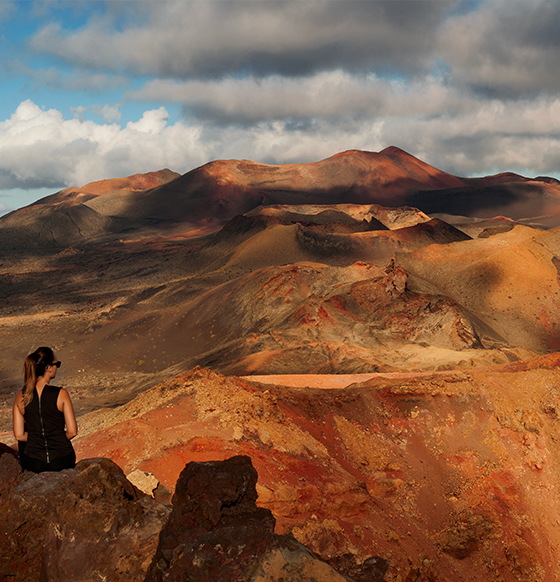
[
  {"left": 250, "top": 537, "right": 350, "bottom": 582},
  {"left": 0, "top": 442, "right": 21, "bottom": 488},
  {"left": 127, "top": 468, "right": 160, "bottom": 496},
  {"left": 328, "top": 555, "right": 389, "bottom": 582},
  {"left": 153, "top": 482, "right": 173, "bottom": 505},
  {"left": 145, "top": 455, "right": 358, "bottom": 582},
  {"left": 438, "top": 512, "right": 498, "bottom": 559},
  {"left": 0, "top": 454, "right": 171, "bottom": 582}
]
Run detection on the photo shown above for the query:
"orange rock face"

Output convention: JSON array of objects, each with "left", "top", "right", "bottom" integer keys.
[{"left": 74, "top": 360, "right": 560, "bottom": 582}]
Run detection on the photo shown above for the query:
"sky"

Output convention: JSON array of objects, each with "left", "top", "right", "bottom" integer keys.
[{"left": 1, "top": 0, "right": 560, "bottom": 214}]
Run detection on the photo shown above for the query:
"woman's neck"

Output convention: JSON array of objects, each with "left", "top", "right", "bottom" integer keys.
[{"left": 35, "top": 377, "right": 49, "bottom": 395}]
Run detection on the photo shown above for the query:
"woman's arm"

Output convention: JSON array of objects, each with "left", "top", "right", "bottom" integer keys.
[
  {"left": 57, "top": 388, "right": 78, "bottom": 440},
  {"left": 12, "top": 392, "right": 28, "bottom": 442}
]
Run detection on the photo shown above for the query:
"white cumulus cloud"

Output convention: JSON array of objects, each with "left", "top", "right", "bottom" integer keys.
[{"left": 0, "top": 100, "right": 206, "bottom": 190}]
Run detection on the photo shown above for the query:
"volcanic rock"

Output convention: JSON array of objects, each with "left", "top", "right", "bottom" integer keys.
[
  {"left": 145, "top": 455, "right": 364, "bottom": 582},
  {"left": 0, "top": 457, "right": 170, "bottom": 582},
  {"left": 0, "top": 442, "right": 21, "bottom": 488}
]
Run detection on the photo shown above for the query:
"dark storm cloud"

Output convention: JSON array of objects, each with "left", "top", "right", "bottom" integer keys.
[
  {"left": 439, "top": 0, "right": 560, "bottom": 96},
  {"left": 30, "top": 0, "right": 457, "bottom": 79}
]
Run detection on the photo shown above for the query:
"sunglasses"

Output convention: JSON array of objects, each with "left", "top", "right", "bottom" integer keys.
[{"left": 52, "top": 361, "right": 62, "bottom": 368}]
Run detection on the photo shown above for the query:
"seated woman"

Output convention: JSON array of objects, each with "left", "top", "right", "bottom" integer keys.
[{"left": 13, "top": 347, "right": 77, "bottom": 473}]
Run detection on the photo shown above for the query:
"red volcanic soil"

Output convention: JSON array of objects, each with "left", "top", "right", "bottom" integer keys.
[{"left": 71, "top": 360, "right": 560, "bottom": 582}]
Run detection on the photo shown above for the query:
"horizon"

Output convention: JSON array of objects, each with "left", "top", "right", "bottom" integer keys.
[{"left": 2, "top": 1, "right": 560, "bottom": 214}]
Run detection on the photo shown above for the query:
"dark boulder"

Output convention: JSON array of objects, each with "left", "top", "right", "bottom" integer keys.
[
  {"left": 0, "top": 454, "right": 170, "bottom": 582},
  {"left": 0, "top": 442, "right": 21, "bottom": 489},
  {"left": 145, "top": 455, "right": 356, "bottom": 582}
]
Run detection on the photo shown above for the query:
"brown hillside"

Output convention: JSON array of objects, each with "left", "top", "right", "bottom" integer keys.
[
  {"left": 2, "top": 147, "right": 560, "bottom": 250},
  {"left": 113, "top": 147, "right": 467, "bottom": 225},
  {"left": 396, "top": 225, "right": 560, "bottom": 351}
]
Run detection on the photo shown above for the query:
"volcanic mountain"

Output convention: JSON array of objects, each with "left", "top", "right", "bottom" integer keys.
[
  {"left": 0, "top": 147, "right": 559, "bottom": 421},
  {"left": 2, "top": 146, "right": 560, "bottom": 250}
]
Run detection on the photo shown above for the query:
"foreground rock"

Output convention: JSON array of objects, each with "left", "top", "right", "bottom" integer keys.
[
  {"left": 0, "top": 448, "right": 379, "bottom": 582},
  {"left": 146, "top": 455, "right": 376, "bottom": 582},
  {"left": 0, "top": 454, "right": 170, "bottom": 582}
]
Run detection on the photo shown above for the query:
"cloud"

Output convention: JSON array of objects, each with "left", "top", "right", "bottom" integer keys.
[
  {"left": 30, "top": 1, "right": 456, "bottom": 79},
  {"left": 93, "top": 103, "right": 122, "bottom": 124},
  {"left": 28, "top": 0, "right": 560, "bottom": 101},
  {"left": 438, "top": 0, "right": 560, "bottom": 96},
  {"left": 15, "top": 63, "right": 131, "bottom": 93},
  {"left": 0, "top": 1, "right": 15, "bottom": 25},
  {"left": 129, "top": 71, "right": 476, "bottom": 126},
  {"left": 0, "top": 100, "right": 206, "bottom": 189},
  {"left": 70, "top": 105, "right": 88, "bottom": 122}
]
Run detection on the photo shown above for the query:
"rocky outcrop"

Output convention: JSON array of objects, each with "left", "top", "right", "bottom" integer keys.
[
  {"left": 0, "top": 455, "right": 170, "bottom": 582},
  {"left": 0, "top": 449, "right": 384, "bottom": 582},
  {"left": 193, "top": 260, "right": 516, "bottom": 375},
  {"left": 0, "top": 442, "right": 21, "bottom": 487},
  {"left": 146, "top": 455, "right": 386, "bottom": 582}
]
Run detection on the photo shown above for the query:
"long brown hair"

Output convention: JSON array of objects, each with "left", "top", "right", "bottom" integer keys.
[{"left": 22, "top": 347, "right": 55, "bottom": 407}]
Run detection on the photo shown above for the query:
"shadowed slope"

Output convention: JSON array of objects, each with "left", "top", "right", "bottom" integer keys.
[
  {"left": 396, "top": 225, "right": 560, "bottom": 351},
  {"left": 409, "top": 176, "right": 560, "bottom": 220},
  {"left": 0, "top": 203, "right": 112, "bottom": 249},
  {"left": 0, "top": 169, "right": 181, "bottom": 249}
]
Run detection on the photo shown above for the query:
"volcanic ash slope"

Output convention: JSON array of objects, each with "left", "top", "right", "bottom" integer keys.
[
  {"left": 396, "top": 224, "right": 560, "bottom": 351},
  {"left": 74, "top": 360, "right": 560, "bottom": 582}
]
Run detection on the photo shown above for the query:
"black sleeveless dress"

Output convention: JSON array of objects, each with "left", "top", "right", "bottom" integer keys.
[{"left": 19, "top": 385, "right": 76, "bottom": 473}]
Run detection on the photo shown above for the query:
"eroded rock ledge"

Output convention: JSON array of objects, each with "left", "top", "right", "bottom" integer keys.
[
  {"left": 0, "top": 445, "right": 169, "bottom": 582},
  {"left": 0, "top": 446, "right": 386, "bottom": 582}
]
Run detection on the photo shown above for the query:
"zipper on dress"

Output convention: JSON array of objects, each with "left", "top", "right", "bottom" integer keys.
[{"left": 37, "top": 392, "right": 50, "bottom": 464}]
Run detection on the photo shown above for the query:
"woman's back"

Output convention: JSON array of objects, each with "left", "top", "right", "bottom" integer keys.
[
  {"left": 23, "top": 385, "right": 74, "bottom": 464},
  {"left": 13, "top": 347, "right": 77, "bottom": 473}
]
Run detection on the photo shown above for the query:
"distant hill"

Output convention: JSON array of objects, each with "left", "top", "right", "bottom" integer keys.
[{"left": 2, "top": 146, "right": 560, "bottom": 250}]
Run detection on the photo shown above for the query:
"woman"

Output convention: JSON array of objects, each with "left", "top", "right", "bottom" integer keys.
[{"left": 13, "top": 347, "right": 78, "bottom": 473}]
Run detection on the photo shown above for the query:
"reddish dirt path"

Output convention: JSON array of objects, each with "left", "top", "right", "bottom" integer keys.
[{"left": 243, "top": 371, "right": 451, "bottom": 389}]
